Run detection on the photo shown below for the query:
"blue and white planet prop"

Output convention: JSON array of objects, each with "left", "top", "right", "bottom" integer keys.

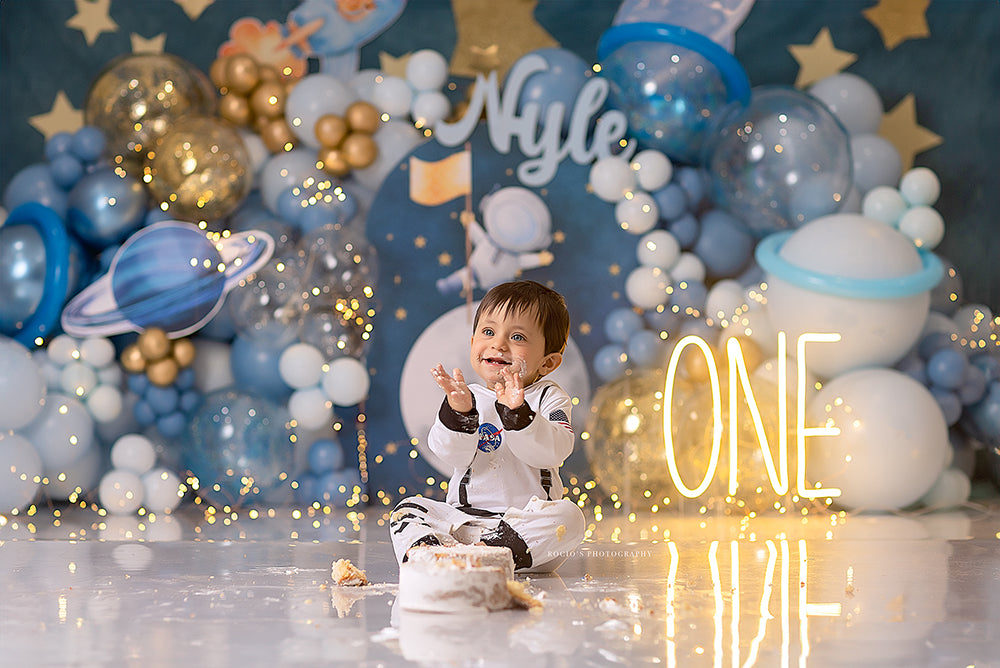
[{"left": 61, "top": 221, "right": 274, "bottom": 338}]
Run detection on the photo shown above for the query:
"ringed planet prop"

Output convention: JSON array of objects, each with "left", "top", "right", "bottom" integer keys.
[{"left": 61, "top": 221, "right": 274, "bottom": 339}]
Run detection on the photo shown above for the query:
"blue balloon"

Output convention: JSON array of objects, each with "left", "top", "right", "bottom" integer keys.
[
  {"left": 604, "top": 306, "right": 645, "bottom": 344},
  {"left": 515, "top": 48, "right": 593, "bottom": 135},
  {"left": 156, "top": 411, "right": 188, "bottom": 438},
  {"left": 49, "top": 154, "right": 85, "bottom": 190},
  {"left": 45, "top": 132, "right": 74, "bottom": 161},
  {"left": 179, "top": 389, "right": 202, "bottom": 413},
  {"left": 315, "top": 468, "right": 362, "bottom": 506},
  {"left": 667, "top": 212, "right": 699, "bottom": 250},
  {"left": 693, "top": 209, "right": 754, "bottom": 279},
  {"left": 967, "top": 382, "right": 1000, "bottom": 440},
  {"left": 294, "top": 471, "right": 319, "bottom": 505},
  {"left": 926, "top": 348, "right": 968, "bottom": 391},
  {"left": 675, "top": 167, "right": 707, "bottom": 208},
  {"left": 598, "top": 23, "right": 750, "bottom": 164},
  {"left": 0, "top": 223, "right": 47, "bottom": 332},
  {"left": 669, "top": 279, "right": 708, "bottom": 316},
  {"left": 705, "top": 86, "right": 852, "bottom": 234},
  {"left": 959, "top": 364, "right": 987, "bottom": 406},
  {"left": 652, "top": 183, "right": 689, "bottom": 221},
  {"left": 70, "top": 126, "right": 107, "bottom": 163},
  {"left": 308, "top": 437, "right": 345, "bottom": 474},
  {"left": 896, "top": 353, "right": 928, "bottom": 385},
  {"left": 230, "top": 334, "right": 293, "bottom": 403},
  {"left": 594, "top": 343, "right": 629, "bottom": 383},
  {"left": 627, "top": 329, "right": 666, "bottom": 367},
  {"left": 918, "top": 331, "right": 961, "bottom": 360},
  {"left": 645, "top": 306, "right": 683, "bottom": 334},
  {"left": 134, "top": 398, "right": 156, "bottom": 426},
  {"left": 3, "top": 163, "right": 68, "bottom": 217},
  {"left": 127, "top": 372, "right": 150, "bottom": 395},
  {"left": 930, "top": 387, "right": 962, "bottom": 426},
  {"left": 67, "top": 168, "right": 148, "bottom": 248},
  {"left": 144, "top": 385, "right": 180, "bottom": 415},
  {"left": 276, "top": 187, "right": 302, "bottom": 224},
  {"left": 182, "top": 388, "right": 296, "bottom": 507},
  {"left": 298, "top": 188, "right": 358, "bottom": 232},
  {"left": 175, "top": 367, "right": 196, "bottom": 391},
  {"left": 971, "top": 353, "right": 1000, "bottom": 384}
]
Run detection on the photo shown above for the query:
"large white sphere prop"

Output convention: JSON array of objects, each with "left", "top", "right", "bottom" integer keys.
[
  {"left": 0, "top": 432, "right": 43, "bottom": 512},
  {"left": 759, "top": 214, "right": 935, "bottom": 379},
  {"left": 99, "top": 469, "right": 145, "bottom": 515},
  {"left": 321, "top": 356, "right": 371, "bottom": 406},
  {"left": 806, "top": 368, "right": 948, "bottom": 511},
  {"left": 141, "top": 468, "right": 184, "bottom": 513},
  {"left": 0, "top": 336, "right": 47, "bottom": 430}
]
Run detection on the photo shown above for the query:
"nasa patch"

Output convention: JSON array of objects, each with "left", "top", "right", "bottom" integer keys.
[{"left": 477, "top": 422, "right": 502, "bottom": 452}]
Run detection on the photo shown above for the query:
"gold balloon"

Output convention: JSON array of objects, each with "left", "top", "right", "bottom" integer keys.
[
  {"left": 219, "top": 92, "right": 252, "bottom": 126},
  {"left": 345, "top": 101, "right": 380, "bottom": 134},
  {"left": 257, "top": 65, "right": 280, "bottom": 84},
  {"left": 137, "top": 327, "right": 171, "bottom": 361},
  {"left": 250, "top": 81, "right": 287, "bottom": 119},
  {"left": 225, "top": 54, "right": 260, "bottom": 95},
  {"left": 585, "top": 367, "right": 799, "bottom": 515},
  {"left": 314, "top": 114, "right": 348, "bottom": 149},
  {"left": 85, "top": 53, "right": 216, "bottom": 172},
  {"left": 146, "top": 357, "right": 179, "bottom": 387},
  {"left": 209, "top": 56, "right": 231, "bottom": 89},
  {"left": 120, "top": 343, "right": 147, "bottom": 374},
  {"left": 172, "top": 338, "right": 197, "bottom": 368},
  {"left": 260, "top": 118, "right": 296, "bottom": 154},
  {"left": 145, "top": 115, "right": 251, "bottom": 222},
  {"left": 341, "top": 132, "right": 377, "bottom": 169},
  {"left": 318, "top": 147, "right": 350, "bottom": 177}
]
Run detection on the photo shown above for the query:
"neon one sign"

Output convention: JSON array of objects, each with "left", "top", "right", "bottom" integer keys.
[{"left": 662, "top": 332, "right": 843, "bottom": 500}]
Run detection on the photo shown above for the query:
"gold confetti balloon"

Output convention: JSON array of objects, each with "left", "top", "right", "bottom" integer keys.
[
  {"left": 84, "top": 53, "right": 217, "bottom": 171},
  {"left": 585, "top": 366, "right": 799, "bottom": 515},
  {"left": 145, "top": 115, "right": 252, "bottom": 222}
]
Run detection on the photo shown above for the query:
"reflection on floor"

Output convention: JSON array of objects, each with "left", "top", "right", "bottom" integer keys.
[{"left": 2, "top": 503, "right": 999, "bottom": 666}]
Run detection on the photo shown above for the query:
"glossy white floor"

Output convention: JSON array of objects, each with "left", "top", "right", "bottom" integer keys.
[{"left": 2, "top": 501, "right": 999, "bottom": 667}]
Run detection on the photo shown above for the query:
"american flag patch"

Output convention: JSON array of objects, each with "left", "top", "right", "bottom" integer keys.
[{"left": 548, "top": 409, "right": 572, "bottom": 432}]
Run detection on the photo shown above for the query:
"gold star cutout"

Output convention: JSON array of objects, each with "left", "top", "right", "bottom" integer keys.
[
  {"left": 66, "top": 0, "right": 119, "bottom": 46},
  {"left": 863, "top": 0, "right": 930, "bottom": 50},
  {"left": 173, "top": 0, "right": 215, "bottom": 21},
  {"left": 414, "top": 236, "right": 427, "bottom": 248},
  {"left": 29, "top": 91, "right": 84, "bottom": 140},
  {"left": 552, "top": 230, "right": 566, "bottom": 243},
  {"left": 579, "top": 323, "right": 592, "bottom": 336},
  {"left": 379, "top": 52, "right": 412, "bottom": 79},
  {"left": 395, "top": 308, "right": 408, "bottom": 320},
  {"left": 450, "top": 0, "right": 558, "bottom": 79},
  {"left": 438, "top": 252, "right": 453, "bottom": 266},
  {"left": 609, "top": 264, "right": 621, "bottom": 276},
  {"left": 879, "top": 93, "right": 942, "bottom": 171},
  {"left": 131, "top": 33, "right": 166, "bottom": 54},
  {"left": 788, "top": 27, "right": 857, "bottom": 88}
]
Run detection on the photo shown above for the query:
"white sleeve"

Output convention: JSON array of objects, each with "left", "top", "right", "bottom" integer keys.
[{"left": 501, "top": 384, "right": 574, "bottom": 469}]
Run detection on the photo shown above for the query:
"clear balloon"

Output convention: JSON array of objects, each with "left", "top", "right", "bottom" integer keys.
[
  {"left": 182, "top": 389, "right": 296, "bottom": 507},
  {"left": 705, "top": 86, "right": 853, "bottom": 234},
  {"left": 259, "top": 148, "right": 330, "bottom": 215},
  {"left": 298, "top": 224, "right": 378, "bottom": 301},
  {"left": 598, "top": 23, "right": 750, "bottom": 164},
  {"left": 806, "top": 368, "right": 948, "bottom": 511},
  {"left": 299, "top": 310, "right": 367, "bottom": 360},
  {"left": 227, "top": 255, "right": 306, "bottom": 346}
]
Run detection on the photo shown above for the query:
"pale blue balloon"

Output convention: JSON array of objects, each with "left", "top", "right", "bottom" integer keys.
[
  {"left": 627, "top": 329, "right": 666, "bottom": 367},
  {"left": 259, "top": 149, "right": 328, "bottom": 215},
  {"left": 516, "top": 48, "right": 592, "bottom": 135},
  {"left": 594, "top": 343, "right": 629, "bottom": 383},
  {"left": 808, "top": 73, "right": 882, "bottom": 136},
  {"left": 67, "top": 168, "right": 148, "bottom": 248},
  {"left": 2, "top": 163, "right": 68, "bottom": 218},
  {"left": 315, "top": 467, "right": 362, "bottom": 506},
  {"left": 308, "top": 437, "right": 345, "bottom": 474},
  {"left": 19, "top": 393, "right": 96, "bottom": 470},
  {"left": 604, "top": 306, "right": 645, "bottom": 344},
  {"left": 0, "top": 336, "right": 47, "bottom": 430},
  {"left": 850, "top": 134, "right": 902, "bottom": 195},
  {"left": 0, "top": 224, "right": 47, "bottom": 332},
  {"left": 230, "top": 334, "right": 293, "bottom": 403},
  {"left": 693, "top": 209, "right": 754, "bottom": 279}
]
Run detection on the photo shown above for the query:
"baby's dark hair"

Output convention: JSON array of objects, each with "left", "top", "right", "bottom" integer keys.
[{"left": 473, "top": 280, "right": 570, "bottom": 355}]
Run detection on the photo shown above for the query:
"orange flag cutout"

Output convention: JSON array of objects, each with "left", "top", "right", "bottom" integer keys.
[{"left": 409, "top": 150, "right": 472, "bottom": 206}]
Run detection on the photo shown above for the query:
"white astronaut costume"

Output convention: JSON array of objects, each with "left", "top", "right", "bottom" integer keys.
[{"left": 389, "top": 379, "right": 586, "bottom": 572}]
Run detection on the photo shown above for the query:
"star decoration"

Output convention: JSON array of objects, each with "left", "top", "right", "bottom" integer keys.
[
  {"left": 438, "top": 252, "right": 453, "bottom": 266},
  {"left": 450, "top": 0, "right": 558, "bottom": 79},
  {"left": 395, "top": 308, "right": 408, "bottom": 320},
  {"left": 414, "top": 236, "right": 427, "bottom": 248},
  {"left": 863, "top": 0, "right": 930, "bottom": 50},
  {"left": 173, "top": 0, "right": 215, "bottom": 21},
  {"left": 29, "top": 91, "right": 84, "bottom": 140},
  {"left": 379, "top": 52, "right": 412, "bottom": 79},
  {"left": 788, "top": 27, "right": 857, "bottom": 88},
  {"left": 879, "top": 93, "right": 942, "bottom": 171},
  {"left": 131, "top": 33, "right": 166, "bottom": 54},
  {"left": 66, "top": 0, "right": 119, "bottom": 46}
]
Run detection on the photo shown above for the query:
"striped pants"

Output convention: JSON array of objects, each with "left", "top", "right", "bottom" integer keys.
[{"left": 388, "top": 495, "right": 586, "bottom": 573}]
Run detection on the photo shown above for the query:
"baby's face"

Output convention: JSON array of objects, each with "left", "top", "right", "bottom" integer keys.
[{"left": 470, "top": 306, "right": 552, "bottom": 388}]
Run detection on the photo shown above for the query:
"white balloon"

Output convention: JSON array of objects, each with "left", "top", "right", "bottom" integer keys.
[
  {"left": 45, "top": 439, "right": 102, "bottom": 501},
  {"left": 0, "top": 337, "right": 47, "bottom": 430},
  {"left": 636, "top": 229, "right": 680, "bottom": 268},
  {"left": 46, "top": 334, "right": 80, "bottom": 365},
  {"left": 111, "top": 433, "right": 157, "bottom": 475},
  {"left": 99, "top": 470, "right": 145, "bottom": 515},
  {"left": 614, "top": 192, "right": 659, "bottom": 235},
  {"left": 411, "top": 91, "right": 451, "bottom": 129},
  {"left": 897, "top": 205, "right": 945, "bottom": 250},
  {"left": 808, "top": 73, "right": 883, "bottom": 135},
  {"left": 285, "top": 73, "right": 355, "bottom": 148},
  {"left": 899, "top": 167, "right": 940, "bottom": 207},
  {"left": 624, "top": 265, "right": 671, "bottom": 310},
  {"left": 806, "top": 368, "right": 948, "bottom": 511},
  {"left": 406, "top": 49, "right": 449, "bottom": 91},
  {"left": 350, "top": 68, "right": 382, "bottom": 102},
  {"left": 321, "top": 357, "right": 371, "bottom": 406},
  {"left": 372, "top": 75, "right": 413, "bottom": 118},
  {"left": 669, "top": 252, "right": 706, "bottom": 283},
  {"left": 19, "top": 393, "right": 95, "bottom": 470},
  {"left": 141, "top": 468, "right": 184, "bottom": 513},
  {"left": 60, "top": 362, "right": 98, "bottom": 398},
  {"left": 79, "top": 337, "right": 115, "bottom": 368},
  {"left": 279, "top": 343, "right": 326, "bottom": 389},
  {"left": 861, "top": 186, "right": 907, "bottom": 226},
  {"left": 86, "top": 384, "right": 123, "bottom": 423},
  {"left": 631, "top": 149, "right": 673, "bottom": 191},
  {"left": 192, "top": 339, "right": 235, "bottom": 393},
  {"left": 705, "top": 279, "right": 745, "bottom": 323},
  {"left": 0, "top": 432, "right": 43, "bottom": 512},
  {"left": 919, "top": 468, "right": 971, "bottom": 509},
  {"left": 589, "top": 156, "right": 636, "bottom": 203},
  {"left": 288, "top": 387, "right": 334, "bottom": 431}
]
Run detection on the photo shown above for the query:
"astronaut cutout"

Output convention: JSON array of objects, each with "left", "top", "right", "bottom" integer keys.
[{"left": 436, "top": 187, "right": 555, "bottom": 295}]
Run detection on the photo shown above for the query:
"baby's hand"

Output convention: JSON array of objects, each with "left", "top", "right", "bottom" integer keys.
[
  {"left": 494, "top": 365, "right": 525, "bottom": 410},
  {"left": 431, "top": 364, "right": 473, "bottom": 413}
]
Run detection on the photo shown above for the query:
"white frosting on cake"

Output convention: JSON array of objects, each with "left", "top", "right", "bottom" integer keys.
[{"left": 398, "top": 545, "right": 516, "bottom": 613}]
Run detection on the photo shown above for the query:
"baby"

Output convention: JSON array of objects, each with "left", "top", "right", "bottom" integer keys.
[{"left": 389, "top": 280, "right": 585, "bottom": 571}]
